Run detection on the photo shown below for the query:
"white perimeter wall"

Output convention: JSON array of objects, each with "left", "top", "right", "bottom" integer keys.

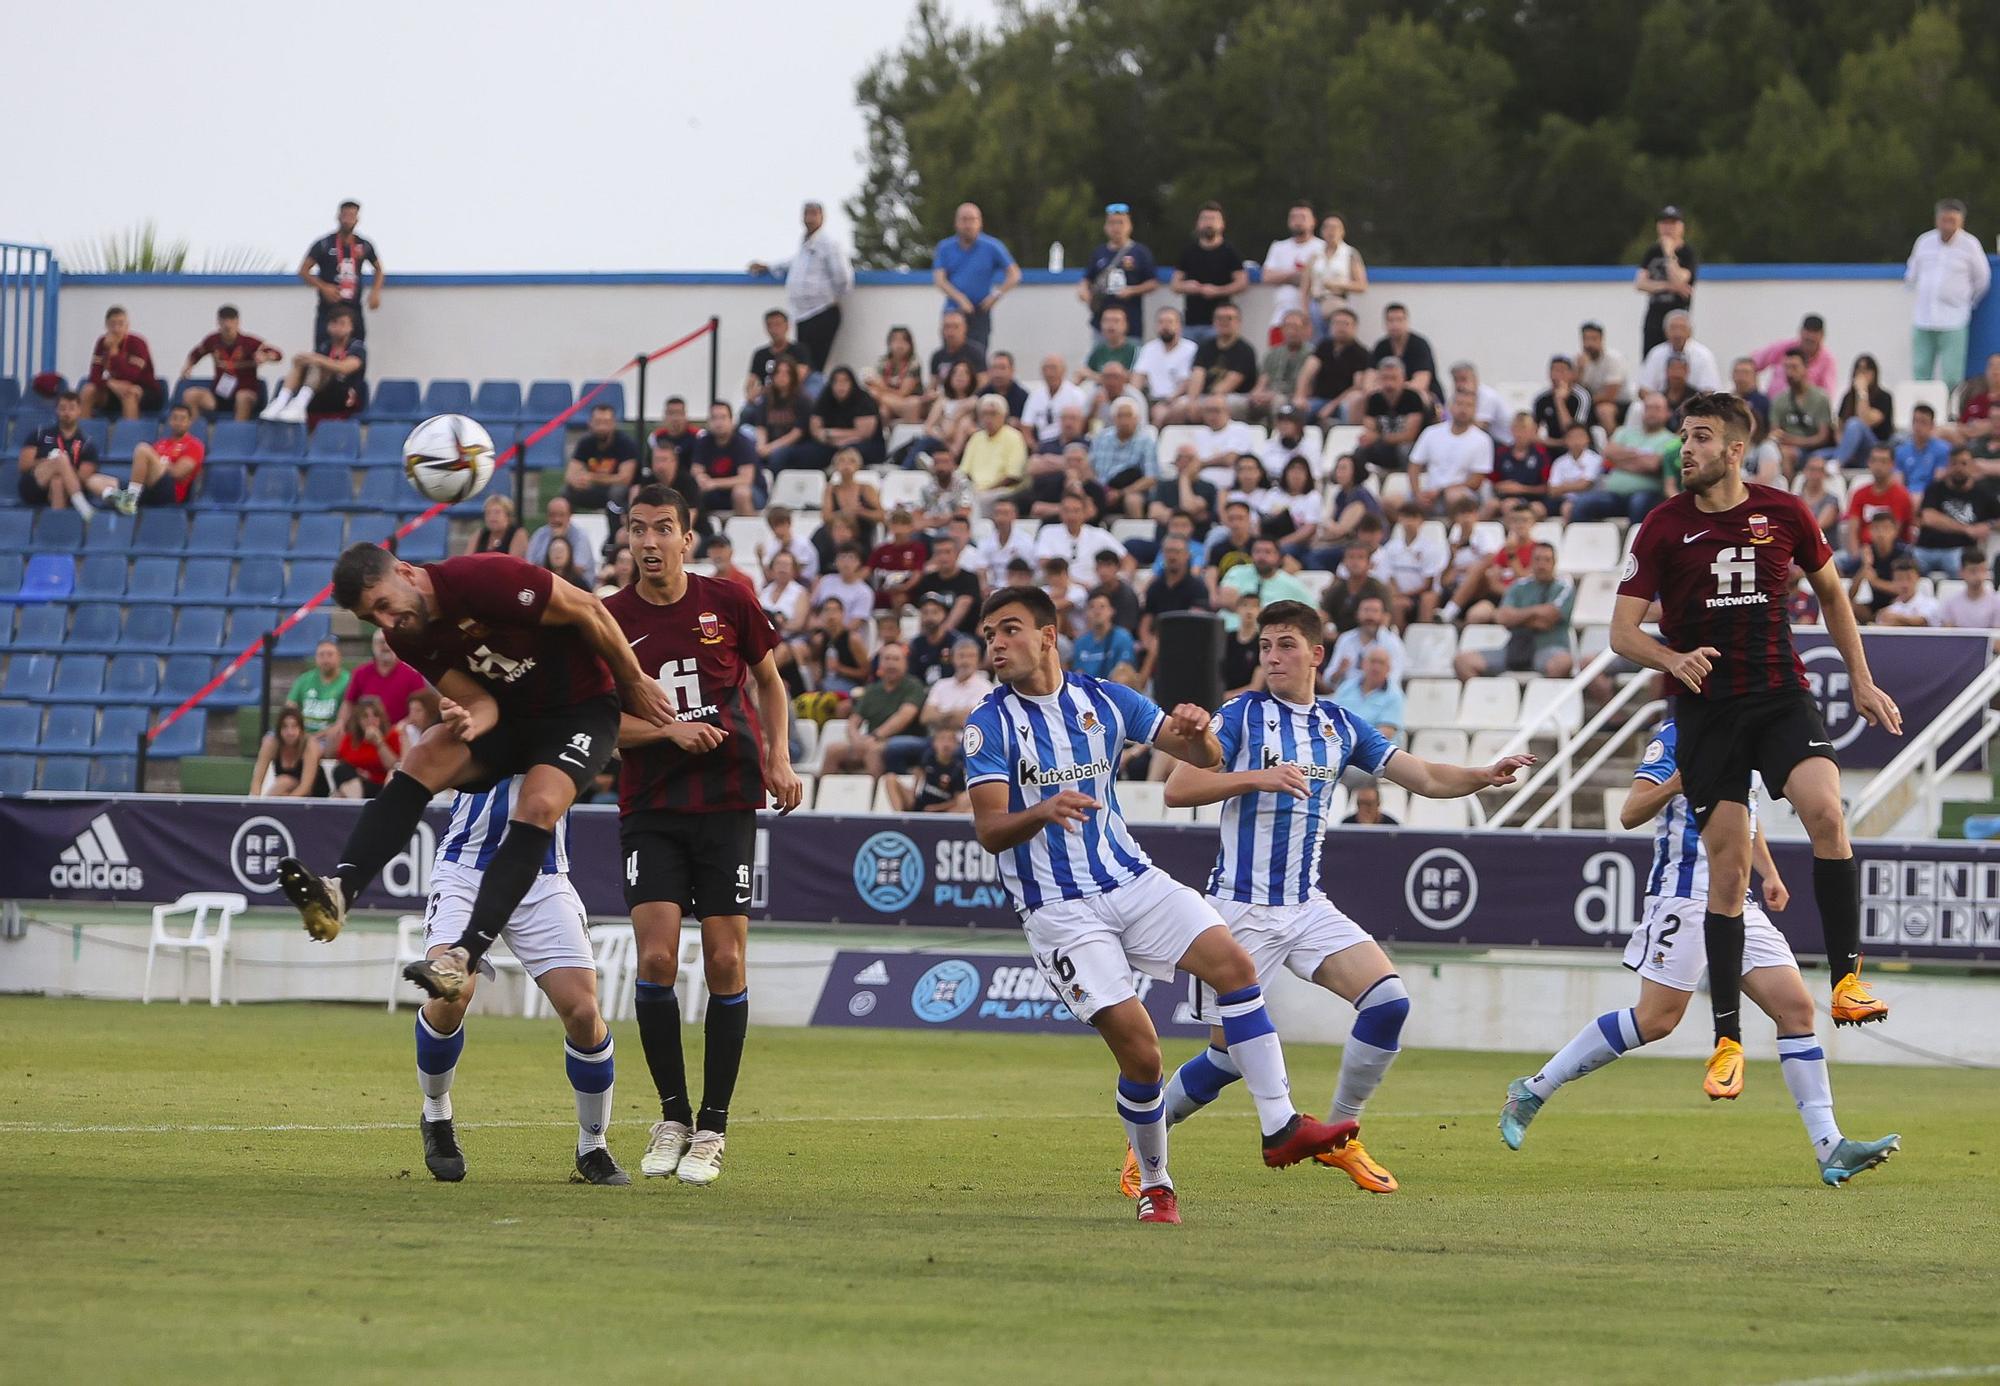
[{"left": 52, "top": 271, "right": 1920, "bottom": 418}]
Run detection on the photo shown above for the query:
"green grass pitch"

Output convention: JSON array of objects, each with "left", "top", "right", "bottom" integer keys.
[{"left": 2, "top": 996, "right": 1996, "bottom": 1385}]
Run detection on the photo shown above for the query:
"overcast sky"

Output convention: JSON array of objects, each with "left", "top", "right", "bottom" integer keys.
[{"left": 3, "top": 0, "right": 997, "bottom": 274}]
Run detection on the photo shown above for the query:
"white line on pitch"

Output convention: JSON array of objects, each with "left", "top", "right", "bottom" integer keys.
[{"left": 1764, "top": 1367, "right": 2000, "bottom": 1386}]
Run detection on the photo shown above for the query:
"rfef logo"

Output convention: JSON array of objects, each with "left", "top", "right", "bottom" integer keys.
[
  {"left": 230, "top": 815, "right": 297, "bottom": 893},
  {"left": 1404, "top": 847, "right": 1478, "bottom": 930}
]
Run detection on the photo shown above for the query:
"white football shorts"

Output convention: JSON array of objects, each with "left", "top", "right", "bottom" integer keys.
[
  {"left": 1188, "top": 894, "right": 1374, "bottom": 1024},
  {"left": 1021, "top": 868, "right": 1224, "bottom": 1024},
  {"left": 1622, "top": 894, "right": 1796, "bottom": 993},
  {"left": 424, "top": 863, "right": 594, "bottom": 980}
]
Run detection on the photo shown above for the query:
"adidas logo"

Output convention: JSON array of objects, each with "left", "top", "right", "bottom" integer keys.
[
  {"left": 50, "top": 813, "right": 145, "bottom": 892},
  {"left": 852, "top": 960, "right": 891, "bottom": 986}
]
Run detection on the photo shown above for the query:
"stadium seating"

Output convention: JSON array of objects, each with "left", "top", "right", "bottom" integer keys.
[
  {"left": 422, "top": 380, "right": 474, "bottom": 417},
  {"left": 524, "top": 380, "right": 575, "bottom": 422},
  {"left": 367, "top": 379, "right": 423, "bottom": 424},
  {"left": 814, "top": 774, "right": 875, "bottom": 813},
  {"left": 17, "top": 554, "right": 75, "bottom": 601},
  {"left": 475, "top": 380, "right": 524, "bottom": 423}
]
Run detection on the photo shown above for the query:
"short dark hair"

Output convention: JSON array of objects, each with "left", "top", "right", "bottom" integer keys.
[
  {"left": 1963, "top": 550, "right": 1988, "bottom": 567},
  {"left": 1680, "top": 391, "right": 1756, "bottom": 444},
  {"left": 1200, "top": 200, "right": 1224, "bottom": 214},
  {"left": 664, "top": 394, "right": 686, "bottom": 408},
  {"left": 709, "top": 399, "right": 734, "bottom": 418},
  {"left": 56, "top": 389, "right": 80, "bottom": 405},
  {"left": 1914, "top": 403, "right": 1936, "bottom": 421},
  {"left": 627, "top": 483, "right": 692, "bottom": 531},
  {"left": 1890, "top": 557, "right": 1919, "bottom": 576},
  {"left": 981, "top": 584, "right": 1058, "bottom": 629},
  {"left": 1801, "top": 314, "right": 1825, "bottom": 333},
  {"left": 1332, "top": 307, "right": 1358, "bottom": 323},
  {"left": 1289, "top": 197, "right": 1314, "bottom": 213},
  {"left": 1354, "top": 513, "right": 1386, "bottom": 534},
  {"left": 1094, "top": 549, "right": 1121, "bottom": 566},
  {"left": 1258, "top": 599, "right": 1323, "bottom": 646},
  {"left": 1783, "top": 347, "right": 1806, "bottom": 362},
  {"left": 326, "top": 304, "right": 355, "bottom": 325},
  {"left": 218, "top": 305, "right": 239, "bottom": 321},
  {"left": 590, "top": 402, "right": 616, "bottom": 416},
  {"left": 332, "top": 542, "right": 396, "bottom": 610},
  {"left": 764, "top": 308, "right": 790, "bottom": 323},
  {"left": 836, "top": 542, "right": 865, "bottom": 561},
  {"left": 1384, "top": 301, "right": 1407, "bottom": 315},
  {"left": 1533, "top": 541, "right": 1558, "bottom": 560},
  {"left": 105, "top": 305, "right": 126, "bottom": 322},
  {"left": 168, "top": 403, "right": 192, "bottom": 417}
]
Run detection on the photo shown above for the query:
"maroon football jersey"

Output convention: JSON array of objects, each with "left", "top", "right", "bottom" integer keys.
[
  {"left": 386, "top": 554, "right": 616, "bottom": 713},
  {"left": 606, "top": 572, "right": 779, "bottom": 813},
  {"left": 1617, "top": 483, "right": 1834, "bottom": 700}
]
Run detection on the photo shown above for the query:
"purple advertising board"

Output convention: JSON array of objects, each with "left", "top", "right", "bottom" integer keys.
[
  {"left": 807, "top": 950, "right": 1207, "bottom": 1037},
  {"left": 3, "top": 796, "right": 1996, "bottom": 963},
  {"left": 1792, "top": 629, "right": 1988, "bottom": 770}
]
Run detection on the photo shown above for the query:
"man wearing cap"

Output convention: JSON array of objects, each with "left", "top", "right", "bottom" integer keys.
[
  {"left": 749, "top": 200, "right": 852, "bottom": 371},
  {"left": 1634, "top": 205, "right": 1697, "bottom": 355},
  {"left": 1905, "top": 197, "right": 1991, "bottom": 385},
  {"left": 905, "top": 591, "right": 958, "bottom": 686},
  {"left": 1577, "top": 321, "right": 1630, "bottom": 434},
  {"left": 1259, "top": 405, "right": 1318, "bottom": 481},
  {"left": 1532, "top": 355, "right": 1593, "bottom": 453},
  {"left": 1637, "top": 309, "right": 1722, "bottom": 394},
  {"left": 1079, "top": 203, "right": 1159, "bottom": 334}
]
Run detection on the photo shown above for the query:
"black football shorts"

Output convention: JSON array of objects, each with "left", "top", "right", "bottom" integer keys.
[
  {"left": 1674, "top": 688, "right": 1834, "bottom": 829},
  {"left": 620, "top": 808, "right": 758, "bottom": 919},
  {"left": 462, "top": 693, "right": 620, "bottom": 797}
]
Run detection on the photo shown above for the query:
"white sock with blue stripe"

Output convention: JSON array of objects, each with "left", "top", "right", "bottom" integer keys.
[
  {"left": 414, "top": 1010, "right": 463, "bottom": 1122},
  {"left": 1164, "top": 1046, "right": 1240, "bottom": 1126},
  {"left": 1117, "top": 1076, "right": 1170, "bottom": 1191},
  {"left": 1334, "top": 974, "right": 1409, "bottom": 1120},
  {"left": 564, "top": 1031, "right": 615, "bottom": 1155},
  {"left": 1216, "top": 984, "right": 1296, "bottom": 1136},
  {"left": 1526, "top": 1008, "right": 1643, "bottom": 1100},
  {"left": 1777, "top": 1033, "right": 1841, "bottom": 1156}
]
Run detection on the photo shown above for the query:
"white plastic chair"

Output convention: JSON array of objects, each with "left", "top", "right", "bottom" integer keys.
[
  {"left": 1320, "top": 425, "right": 1363, "bottom": 473},
  {"left": 1520, "top": 676, "right": 1585, "bottom": 735},
  {"left": 1602, "top": 787, "right": 1641, "bottom": 834},
  {"left": 1574, "top": 571, "right": 1619, "bottom": 626},
  {"left": 769, "top": 470, "right": 826, "bottom": 511},
  {"left": 1893, "top": 379, "right": 1950, "bottom": 429},
  {"left": 814, "top": 773, "right": 877, "bottom": 813},
  {"left": 1458, "top": 624, "right": 1510, "bottom": 660},
  {"left": 1469, "top": 729, "right": 1516, "bottom": 763},
  {"left": 1402, "top": 678, "right": 1462, "bottom": 730},
  {"left": 143, "top": 892, "right": 247, "bottom": 1007},
  {"left": 724, "top": 516, "right": 773, "bottom": 555},
  {"left": 1558, "top": 522, "right": 1621, "bottom": 574},
  {"left": 880, "top": 470, "right": 930, "bottom": 511},
  {"left": 1409, "top": 729, "right": 1469, "bottom": 763},
  {"left": 1459, "top": 676, "right": 1523, "bottom": 729},
  {"left": 1406, "top": 794, "right": 1472, "bottom": 829},
  {"left": 1402, "top": 623, "right": 1459, "bottom": 679}
]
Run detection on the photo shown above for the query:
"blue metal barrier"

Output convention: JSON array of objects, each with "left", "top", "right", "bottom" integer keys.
[{"left": 0, "top": 243, "right": 60, "bottom": 391}]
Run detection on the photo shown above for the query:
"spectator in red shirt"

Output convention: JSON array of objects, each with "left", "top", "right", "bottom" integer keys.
[
  {"left": 1840, "top": 444, "right": 1916, "bottom": 554},
  {"left": 867, "top": 506, "right": 931, "bottom": 609},
  {"left": 80, "top": 306, "right": 162, "bottom": 420},
  {"left": 113, "top": 403, "right": 206, "bottom": 514},
  {"left": 329, "top": 629, "right": 429, "bottom": 746},
  {"left": 180, "top": 306, "right": 283, "bottom": 420},
  {"left": 330, "top": 694, "right": 402, "bottom": 799}
]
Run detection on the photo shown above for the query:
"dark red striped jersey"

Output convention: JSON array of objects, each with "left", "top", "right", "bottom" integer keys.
[
  {"left": 386, "top": 554, "right": 616, "bottom": 713},
  {"left": 1618, "top": 483, "right": 1833, "bottom": 700},
  {"left": 606, "top": 573, "right": 778, "bottom": 813}
]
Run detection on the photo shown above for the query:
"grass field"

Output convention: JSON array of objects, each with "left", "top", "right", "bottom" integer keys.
[{"left": 2, "top": 997, "right": 1996, "bottom": 1385}]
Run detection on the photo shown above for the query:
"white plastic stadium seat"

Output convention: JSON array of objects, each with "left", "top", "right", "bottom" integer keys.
[
  {"left": 1459, "top": 676, "right": 1522, "bottom": 729},
  {"left": 1893, "top": 379, "right": 1950, "bottom": 429},
  {"left": 1494, "top": 381, "right": 1540, "bottom": 417},
  {"left": 1291, "top": 570, "right": 1333, "bottom": 603},
  {"left": 724, "top": 516, "right": 773, "bottom": 555},
  {"left": 1469, "top": 729, "right": 1515, "bottom": 763},
  {"left": 142, "top": 891, "right": 247, "bottom": 1007},
  {"left": 1558, "top": 522, "right": 1621, "bottom": 575},
  {"left": 1577, "top": 624, "right": 1612, "bottom": 661},
  {"left": 1402, "top": 623, "right": 1459, "bottom": 679},
  {"left": 879, "top": 471, "right": 929, "bottom": 511},
  {"left": 1402, "top": 678, "right": 1462, "bottom": 730},
  {"left": 1472, "top": 520, "right": 1504, "bottom": 551},
  {"left": 1531, "top": 519, "right": 1565, "bottom": 548},
  {"left": 871, "top": 778, "right": 898, "bottom": 814},
  {"left": 886, "top": 422, "right": 928, "bottom": 454},
  {"left": 1157, "top": 425, "right": 1203, "bottom": 461},
  {"left": 1119, "top": 780, "right": 1173, "bottom": 823},
  {"left": 568, "top": 514, "right": 610, "bottom": 568},
  {"left": 1936, "top": 579, "right": 1966, "bottom": 606},
  {"left": 1379, "top": 472, "right": 1412, "bottom": 508},
  {"left": 1193, "top": 800, "right": 1224, "bottom": 824},
  {"left": 1406, "top": 795, "right": 1471, "bottom": 829},
  {"left": 1111, "top": 517, "right": 1154, "bottom": 544},
  {"left": 1320, "top": 425, "right": 1363, "bottom": 473},
  {"left": 1574, "top": 571, "right": 1619, "bottom": 626},
  {"left": 814, "top": 774, "right": 876, "bottom": 814},
  {"left": 1409, "top": 729, "right": 1468, "bottom": 763},
  {"left": 1602, "top": 787, "right": 1642, "bottom": 834},
  {"left": 1459, "top": 623, "right": 1509, "bottom": 658},
  {"left": 811, "top": 720, "right": 850, "bottom": 773},
  {"left": 790, "top": 772, "right": 818, "bottom": 810},
  {"left": 1416, "top": 519, "right": 1447, "bottom": 550},
  {"left": 769, "top": 470, "right": 825, "bottom": 511},
  {"left": 1374, "top": 783, "right": 1410, "bottom": 822},
  {"left": 1520, "top": 676, "right": 1585, "bottom": 734}
]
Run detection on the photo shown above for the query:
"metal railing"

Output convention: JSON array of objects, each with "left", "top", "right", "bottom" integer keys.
[
  {"left": 0, "top": 243, "right": 60, "bottom": 390},
  {"left": 1476, "top": 644, "right": 1664, "bottom": 830},
  {"left": 1846, "top": 653, "right": 2000, "bottom": 838}
]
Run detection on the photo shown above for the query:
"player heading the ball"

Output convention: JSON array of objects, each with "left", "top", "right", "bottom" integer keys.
[{"left": 964, "top": 585, "right": 1358, "bottom": 1226}]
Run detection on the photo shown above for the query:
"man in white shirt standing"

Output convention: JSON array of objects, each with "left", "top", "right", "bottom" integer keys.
[
  {"left": 1133, "top": 306, "right": 1198, "bottom": 425},
  {"left": 1408, "top": 389, "right": 1496, "bottom": 518},
  {"left": 1376, "top": 509, "right": 1450, "bottom": 626},
  {"left": 748, "top": 200, "right": 851, "bottom": 373},
  {"left": 1259, "top": 200, "right": 1324, "bottom": 346},
  {"left": 1636, "top": 310, "right": 1723, "bottom": 394},
  {"left": 1906, "top": 197, "right": 1992, "bottom": 385}
]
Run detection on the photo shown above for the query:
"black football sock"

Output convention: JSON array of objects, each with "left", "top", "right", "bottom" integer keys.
[
  {"left": 1704, "top": 911, "right": 1745, "bottom": 1043},
  {"left": 333, "top": 771, "right": 433, "bottom": 901},
  {"left": 449, "top": 822, "right": 553, "bottom": 963},
  {"left": 1813, "top": 855, "right": 1862, "bottom": 988},
  {"left": 633, "top": 981, "right": 693, "bottom": 1125},
  {"left": 697, "top": 989, "right": 748, "bottom": 1134}
]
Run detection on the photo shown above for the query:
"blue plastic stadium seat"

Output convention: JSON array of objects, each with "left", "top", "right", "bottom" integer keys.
[
  {"left": 274, "top": 609, "right": 332, "bottom": 658},
  {"left": 105, "top": 654, "right": 159, "bottom": 701},
  {"left": 209, "top": 660, "right": 260, "bottom": 708},
  {"left": 172, "top": 606, "right": 226, "bottom": 653},
  {"left": 105, "top": 419, "right": 153, "bottom": 462},
  {"left": 346, "top": 511, "right": 397, "bottom": 547},
  {"left": 474, "top": 380, "right": 523, "bottom": 423},
  {"left": 88, "top": 755, "right": 138, "bottom": 791},
  {"left": 0, "top": 556, "right": 21, "bottom": 598},
  {"left": 523, "top": 433, "right": 565, "bottom": 470},
  {"left": 422, "top": 380, "right": 474, "bottom": 417},
  {"left": 131, "top": 509, "right": 190, "bottom": 554},
  {"left": 185, "top": 512, "right": 239, "bottom": 556},
  {"left": 303, "top": 466, "right": 356, "bottom": 508},
  {"left": 367, "top": 379, "right": 422, "bottom": 423},
  {"left": 293, "top": 512, "right": 348, "bottom": 558},
  {"left": 37, "top": 757, "right": 90, "bottom": 791},
  {"left": 355, "top": 469, "right": 413, "bottom": 513},
  {"left": 238, "top": 513, "right": 293, "bottom": 556},
  {"left": 40, "top": 706, "right": 96, "bottom": 752},
  {"left": 0, "top": 706, "right": 40, "bottom": 753},
  {"left": 395, "top": 524, "right": 448, "bottom": 563},
  {"left": 0, "top": 510, "right": 32, "bottom": 549},
  {"left": 125, "top": 556, "right": 182, "bottom": 603},
  {"left": 119, "top": 605, "right": 174, "bottom": 652},
  {"left": 523, "top": 380, "right": 574, "bottom": 423},
  {"left": 74, "top": 556, "right": 128, "bottom": 600},
  {"left": 161, "top": 655, "right": 213, "bottom": 703},
  {"left": 149, "top": 713, "right": 205, "bottom": 758},
  {"left": 97, "top": 705, "right": 149, "bottom": 750},
  {"left": 578, "top": 381, "right": 625, "bottom": 420},
  {"left": 178, "top": 558, "right": 232, "bottom": 604},
  {"left": 280, "top": 566, "right": 328, "bottom": 606},
  {"left": 256, "top": 421, "right": 305, "bottom": 459},
  {"left": 48, "top": 654, "right": 107, "bottom": 703},
  {"left": 31, "top": 509, "right": 85, "bottom": 551},
  {"left": 83, "top": 512, "right": 138, "bottom": 556},
  {"left": 243, "top": 465, "right": 302, "bottom": 511},
  {"left": 201, "top": 464, "right": 248, "bottom": 508},
  {"left": 206, "top": 420, "right": 260, "bottom": 463},
  {"left": 483, "top": 424, "right": 518, "bottom": 461},
  {"left": 2, "top": 654, "right": 55, "bottom": 698},
  {"left": 14, "top": 604, "right": 70, "bottom": 651},
  {"left": 78, "top": 419, "right": 110, "bottom": 454},
  {"left": 0, "top": 379, "right": 18, "bottom": 414},
  {"left": 361, "top": 425, "right": 407, "bottom": 468},
  {"left": 225, "top": 608, "right": 272, "bottom": 651},
  {"left": 232, "top": 558, "right": 285, "bottom": 604},
  {"left": 16, "top": 553, "right": 75, "bottom": 602},
  {"left": 0, "top": 754, "right": 31, "bottom": 796},
  {"left": 306, "top": 419, "right": 361, "bottom": 461}
]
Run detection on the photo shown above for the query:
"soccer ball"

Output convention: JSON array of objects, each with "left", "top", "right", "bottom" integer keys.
[{"left": 403, "top": 414, "right": 496, "bottom": 504}]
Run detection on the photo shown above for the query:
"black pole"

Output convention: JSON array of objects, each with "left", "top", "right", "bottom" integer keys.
[
  {"left": 632, "top": 352, "right": 649, "bottom": 456},
  {"left": 513, "top": 449, "right": 527, "bottom": 518},
  {"left": 134, "top": 730, "right": 149, "bottom": 794},
  {"left": 259, "top": 631, "right": 276, "bottom": 740},
  {"left": 706, "top": 315, "right": 720, "bottom": 408}
]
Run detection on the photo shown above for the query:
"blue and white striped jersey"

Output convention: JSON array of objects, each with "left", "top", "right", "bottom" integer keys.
[
  {"left": 964, "top": 673, "right": 1165, "bottom": 911},
  {"left": 435, "top": 775, "right": 571, "bottom": 876},
  {"left": 1634, "top": 721, "right": 1753, "bottom": 902},
  {"left": 1208, "top": 692, "right": 1395, "bottom": 905}
]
